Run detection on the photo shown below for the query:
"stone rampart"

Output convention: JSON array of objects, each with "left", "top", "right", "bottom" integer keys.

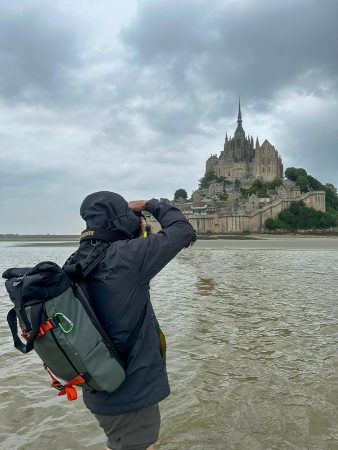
[{"left": 183, "top": 191, "right": 326, "bottom": 234}]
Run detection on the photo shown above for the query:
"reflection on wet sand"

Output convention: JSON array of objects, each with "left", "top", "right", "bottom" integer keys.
[{"left": 196, "top": 276, "right": 216, "bottom": 295}]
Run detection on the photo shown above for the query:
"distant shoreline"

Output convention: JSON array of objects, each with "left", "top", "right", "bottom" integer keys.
[
  {"left": 0, "top": 235, "right": 80, "bottom": 241},
  {"left": 1, "top": 232, "right": 337, "bottom": 242}
]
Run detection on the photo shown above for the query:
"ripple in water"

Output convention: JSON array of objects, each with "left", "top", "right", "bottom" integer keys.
[{"left": 1, "top": 240, "right": 338, "bottom": 449}]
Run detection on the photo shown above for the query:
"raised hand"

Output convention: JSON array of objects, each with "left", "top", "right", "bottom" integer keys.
[{"left": 128, "top": 200, "right": 147, "bottom": 212}]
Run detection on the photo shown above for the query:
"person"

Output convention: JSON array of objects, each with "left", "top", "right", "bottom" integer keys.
[{"left": 70, "top": 191, "right": 196, "bottom": 450}]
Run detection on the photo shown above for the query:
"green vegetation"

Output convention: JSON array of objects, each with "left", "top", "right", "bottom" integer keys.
[
  {"left": 199, "top": 170, "right": 228, "bottom": 189},
  {"left": 174, "top": 188, "right": 188, "bottom": 201},
  {"left": 265, "top": 201, "right": 337, "bottom": 231},
  {"left": 240, "top": 177, "right": 283, "bottom": 198},
  {"left": 197, "top": 165, "right": 338, "bottom": 231},
  {"left": 218, "top": 192, "right": 229, "bottom": 202},
  {"left": 285, "top": 167, "right": 338, "bottom": 212},
  {"left": 265, "top": 168, "right": 338, "bottom": 231}
]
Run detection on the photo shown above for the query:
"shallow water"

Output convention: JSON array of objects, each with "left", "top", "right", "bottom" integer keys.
[{"left": 1, "top": 238, "right": 338, "bottom": 450}]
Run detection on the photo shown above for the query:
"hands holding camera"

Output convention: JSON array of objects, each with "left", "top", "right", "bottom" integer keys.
[{"left": 128, "top": 200, "right": 146, "bottom": 212}]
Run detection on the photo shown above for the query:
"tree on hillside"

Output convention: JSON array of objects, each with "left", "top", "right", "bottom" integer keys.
[
  {"left": 199, "top": 170, "right": 226, "bottom": 189},
  {"left": 264, "top": 200, "right": 337, "bottom": 230},
  {"left": 241, "top": 178, "right": 269, "bottom": 197},
  {"left": 296, "top": 175, "right": 310, "bottom": 192},
  {"left": 218, "top": 192, "right": 228, "bottom": 202},
  {"left": 285, "top": 167, "right": 338, "bottom": 211},
  {"left": 267, "top": 177, "right": 283, "bottom": 189},
  {"left": 285, "top": 167, "right": 308, "bottom": 181},
  {"left": 307, "top": 175, "right": 322, "bottom": 191},
  {"left": 240, "top": 178, "right": 283, "bottom": 199},
  {"left": 174, "top": 188, "right": 188, "bottom": 201},
  {"left": 323, "top": 183, "right": 338, "bottom": 211}
]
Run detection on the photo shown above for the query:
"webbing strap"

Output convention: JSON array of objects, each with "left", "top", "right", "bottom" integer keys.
[
  {"left": 81, "top": 242, "right": 111, "bottom": 279},
  {"left": 7, "top": 303, "right": 43, "bottom": 354},
  {"left": 7, "top": 309, "right": 26, "bottom": 353},
  {"left": 13, "top": 278, "right": 32, "bottom": 333},
  {"left": 44, "top": 365, "right": 86, "bottom": 401},
  {"left": 63, "top": 242, "right": 110, "bottom": 283}
]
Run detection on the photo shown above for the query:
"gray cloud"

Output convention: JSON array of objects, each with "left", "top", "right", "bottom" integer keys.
[
  {"left": 118, "top": 0, "right": 338, "bottom": 180},
  {"left": 122, "top": 0, "right": 338, "bottom": 102},
  {"left": 0, "top": 5, "right": 80, "bottom": 103},
  {"left": 0, "top": 0, "right": 337, "bottom": 233}
]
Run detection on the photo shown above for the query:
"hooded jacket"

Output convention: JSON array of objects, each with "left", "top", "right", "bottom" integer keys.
[{"left": 72, "top": 192, "right": 195, "bottom": 415}]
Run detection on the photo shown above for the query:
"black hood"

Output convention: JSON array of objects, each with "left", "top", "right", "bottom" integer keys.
[{"left": 80, "top": 191, "right": 140, "bottom": 239}]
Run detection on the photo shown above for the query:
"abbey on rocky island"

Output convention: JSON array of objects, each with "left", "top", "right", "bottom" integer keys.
[
  {"left": 179, "top": 100, "right": 326, "bottom": 233},
  {"left": 206, "top": 100, "right": 283, "bottom": 185}
]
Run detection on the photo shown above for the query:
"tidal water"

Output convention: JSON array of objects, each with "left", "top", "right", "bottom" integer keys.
[{"left": 1, "top": 237, "right": 338, "bottom": 450}]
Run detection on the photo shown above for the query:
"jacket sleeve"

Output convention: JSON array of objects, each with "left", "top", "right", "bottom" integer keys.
[{"left": 135, "top": 200, "right": 196, "bottom": 283}]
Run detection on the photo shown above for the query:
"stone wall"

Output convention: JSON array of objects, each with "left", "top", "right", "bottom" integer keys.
[
  {"left": 184, "top": 191, "right": 326, "bottom": 233},
  {"left": 147, "top": 191, "right": 326, "bottom": 234}
]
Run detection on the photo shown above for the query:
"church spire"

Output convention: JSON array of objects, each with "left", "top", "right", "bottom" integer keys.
[
  {"left": 238, "top": 97, "right": 242, "bottom": 121},
  {"left": 234, "top": 97, "right": 245, "bottom": 135}
]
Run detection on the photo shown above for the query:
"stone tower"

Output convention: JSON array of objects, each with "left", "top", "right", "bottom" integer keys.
[{"left": 206, "top": 100, "right": 283, "bottom": 184}]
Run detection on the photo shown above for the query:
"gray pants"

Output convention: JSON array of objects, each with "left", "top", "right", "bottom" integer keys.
[{"left": 93, "top": 403, "right": 160, "bottom": 450}]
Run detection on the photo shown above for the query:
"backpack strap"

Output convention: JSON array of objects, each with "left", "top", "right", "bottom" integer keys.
[
  {"left": 81, "top": 242, "right": 111, "bottom": 279},
  {"left": 63, "top": 241, "right": 110, "bottom": 283},
  {"left": 9, "top": 275, "right": 32, "bottom": 333},
  {"left": 7, "top": 303, "right": 43, "bottom": 354}
]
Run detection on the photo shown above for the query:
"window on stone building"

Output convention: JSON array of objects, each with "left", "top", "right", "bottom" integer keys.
[{"left": 262, "top": 167, "right": 265, "bottom": 172}]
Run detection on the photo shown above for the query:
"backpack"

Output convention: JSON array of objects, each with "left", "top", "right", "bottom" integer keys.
[{"left": 2, "top": 242, "right": 126, "bottom": 401}]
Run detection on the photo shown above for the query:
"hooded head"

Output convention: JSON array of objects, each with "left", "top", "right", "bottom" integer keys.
[{"left": 80, "top": 191, "right": 140, "bottom": 239}]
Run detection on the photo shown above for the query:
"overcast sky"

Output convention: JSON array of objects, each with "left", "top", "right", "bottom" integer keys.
[{"left": 0, "top": 0, "right": 337, "bottom": 233}]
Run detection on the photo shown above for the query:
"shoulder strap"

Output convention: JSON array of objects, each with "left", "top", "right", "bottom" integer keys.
[{"left": 63, "top": 242, "right": 110, "bottom": 283}]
